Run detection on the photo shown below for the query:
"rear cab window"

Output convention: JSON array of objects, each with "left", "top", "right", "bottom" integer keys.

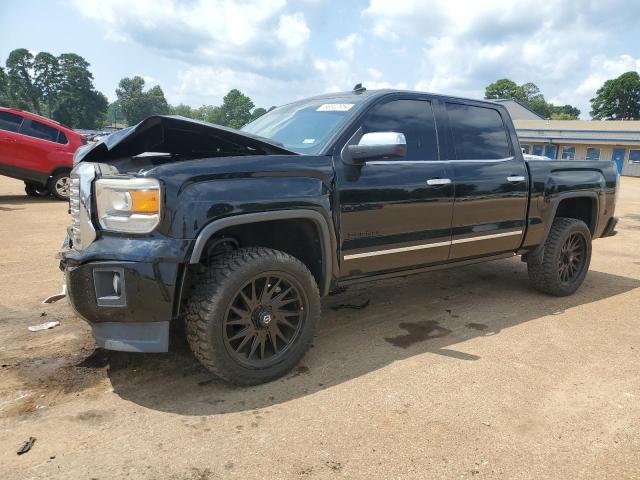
[
  {"left": 446, "top": 103, "right": 511, "bottom": 160},
  {"left": 0, "top": 111, "right": 24, "bottom": 132},
  {"left": 20, "top": 119, "right": 60, "bottom": 143}
]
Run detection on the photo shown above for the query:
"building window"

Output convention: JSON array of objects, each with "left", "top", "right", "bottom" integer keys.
[
  {"left": 532, "top": 144, "right": 543, "bottom": 156},
  {"left": 630, "top": 150, "right": 640, "bottom": 163},
  {"left": 586, "top": 147, "right": 600, "bottom": 160},
  {"left": 544, "top": 144, "right": 557, "bottom": 159},
  {"left": 612, "top": 148, "right": 626, "bottom": 162},
  {"left": 561, "top": 146, "right": 576, "bottom": 160},
  {"left": 521, "top": 144, "right": 530, "bottom": 154}
]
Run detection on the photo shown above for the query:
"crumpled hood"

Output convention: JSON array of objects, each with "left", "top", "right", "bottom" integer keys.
[{"left": 75, "top": 115, "right": 298, "bottom": 163}]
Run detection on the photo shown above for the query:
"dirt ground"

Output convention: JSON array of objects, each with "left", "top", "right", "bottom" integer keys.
[{"left": 1, "top": 174, "right": 639, "bottom": 479}]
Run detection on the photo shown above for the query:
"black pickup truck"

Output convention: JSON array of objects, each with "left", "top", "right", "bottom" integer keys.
[{"left": 60, "top": 87, "right": 619, "bottom": 385}]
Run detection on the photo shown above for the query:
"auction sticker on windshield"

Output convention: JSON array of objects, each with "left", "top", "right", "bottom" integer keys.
[{"left": 316, "top": 103, "right": 355, "bottom": 112}]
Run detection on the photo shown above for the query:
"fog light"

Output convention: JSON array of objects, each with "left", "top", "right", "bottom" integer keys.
[{"left": 112, "top": 272, "right": 121, "bottom": 297}]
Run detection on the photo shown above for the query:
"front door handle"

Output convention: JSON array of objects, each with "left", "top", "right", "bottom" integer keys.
[
  {"left": 426, "top": 178, "right": 452, "bottom": 186},
  {"left": 507, "top": 175, "right": 526, "bottom": 183}
]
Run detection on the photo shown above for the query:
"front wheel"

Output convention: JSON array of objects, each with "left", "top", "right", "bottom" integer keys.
[
  {"left": 185, "top": 247, "right": 320, "bottom": 385},
  {"left": 48, "top": 171, "right": 71, "bottom": 201},
  {"left": 527, "top": 217, "right": 592, "bottom": 296}
]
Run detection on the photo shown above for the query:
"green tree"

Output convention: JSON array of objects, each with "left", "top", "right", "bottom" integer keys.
[
  {"left": 53, "top": 53, "right": 107, "bottom": 128},
  {"left": 549, "top": 104, "right": 580, "bottom": 120},
  {"left": 116, "top": 76, "right": 170, "bottom": 125},
  {"left": 221, "top": 89, "right": 254, "bottom": 128},
  {"left": 484, "top": 78, "right": 522, "bottom": 101},
  {"left": 590, "top": 71, "right": 640, "bottom": 120},
  {"left": 171, "top": 103, "right": 197, "bottom": 118},
  {"left": 105, "top": 101, "right": 125, "bottom": 128},
  {"left": 0, "top": 67, "right": 9, "bottom": 106},
  {"left": 33, "top": 52, "right": 62, "bottom": 117},
  {"left": 6, "top": 48, "right": 40, "bottom": 112},
  {"left": 249, "top": 107, "right": 267, "bottom": 122}
]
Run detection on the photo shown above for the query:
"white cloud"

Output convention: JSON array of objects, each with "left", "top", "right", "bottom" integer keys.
[
  {"left": 364, "top": 0, "right": 640, "bottom": 117},
  {"left": 335, "top": 33, "right": 360, "bottom": 60},
  {"left": 276, "top": 12, "right": 310, "bottom": 48}
]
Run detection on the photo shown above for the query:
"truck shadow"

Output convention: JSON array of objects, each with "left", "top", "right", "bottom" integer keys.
[{"left": 106, "top": 258, "right": 639, "bottom": 416}]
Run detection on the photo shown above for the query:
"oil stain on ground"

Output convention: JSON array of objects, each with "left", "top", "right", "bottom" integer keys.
[{"left": 385, "top": 320, "right": 451, "bottom": 348}]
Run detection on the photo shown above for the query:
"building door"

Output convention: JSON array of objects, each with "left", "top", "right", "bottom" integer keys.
[
  {"left": 612, "top": 148, "right": 625, "bottom": 174},
  {"left": 532, "top": 144, "right": 543, "bottom": 156},
  {"left": 544, "top": 144, "right": 558, "bottom": 159},
  {"left": 338, "top": 98, "right": 454, "bottom": 277},
  {"left": 445, "top": 102, "right": 528, "bottom": 260}
]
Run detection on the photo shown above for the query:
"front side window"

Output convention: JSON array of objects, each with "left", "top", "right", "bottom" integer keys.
[
  {"left": 586, "top": 147, "right": 600, "bottom": 160},
  {"left": 21, "top": 119, "right": 60, "bottom": 142},
  {"left": 630, "top": 150, "right": 640, "bottom": 163},
  {"left": 0, "top": 111, "right": 23, "bottom": 132},
  {"left": 57, "top": 131, "right": 68, "bottom": 145},
  {"left": 446, "top": 103, "right": 510, "bottom": 160},
  {"left": 360, "top": 99, "right": 439, "bottom": 161}
]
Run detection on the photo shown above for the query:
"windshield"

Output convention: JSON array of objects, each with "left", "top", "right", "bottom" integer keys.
[{"left": 242, "top": 98, "right": 363, "bottom": 154}]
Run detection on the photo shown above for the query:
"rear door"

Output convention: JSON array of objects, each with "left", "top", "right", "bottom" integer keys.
[
  {"left": 16, "top": 118, "right": 62, "bottom": 174},
  {"left": 0, "top": 111, "right": 24, "bottom": 171},
  {"left": 338, "top": 97, "right": 454, "bottom": 277},
  {"left": 444, "top": 102, "right": 528, "bottom": 260}
]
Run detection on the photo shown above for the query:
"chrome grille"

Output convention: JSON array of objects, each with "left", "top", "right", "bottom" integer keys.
[
  {"left": 69, "top": 173, "right": 81, "bottom": 248},
  {"left": 68, "top": 163, "right": 96, "bottom": 250}
]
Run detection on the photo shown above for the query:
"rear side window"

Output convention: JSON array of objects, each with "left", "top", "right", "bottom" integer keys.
[
  {"left": 361, "top": 99, "right": 439, "bottom": 160},
  {"left": 21, "top": 119, "right": 60, "bottom": 142},
  {"left": 446, "top": 103, "right": 511, "bottom": 160},
  {"left": 0, "top": 111, "right": 23, "bottom": 132}
]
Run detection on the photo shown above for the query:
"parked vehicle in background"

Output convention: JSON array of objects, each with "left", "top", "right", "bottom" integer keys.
[
  {"left": 0, "top": 107, "right": 86, "bottom": 200},
  {"left": 60, "top": 87, "right": 619, "bottom": 385}
]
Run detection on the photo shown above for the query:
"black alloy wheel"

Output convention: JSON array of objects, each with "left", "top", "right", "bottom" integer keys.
[
  {"left": 223, "top": 272, "right": 307, "bottom": 368},
  {"left": 557, "top": 232, "right": 587, "bottom": 284},
  {"left": 185, "top": 247, "right": 320, "bottom": 385}
]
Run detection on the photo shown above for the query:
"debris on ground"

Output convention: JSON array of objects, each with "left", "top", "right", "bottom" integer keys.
[
  {"left": 42, "top": 285, "right": 66, "bottom": 304},
  {"left": 16, "top": 437, "right": 36, "bottom": 455},
  {"left": 330, "top": 299, "right": 370, "bottom": 311},
  {"left": 328, "top": 286, "right": 348, "bottom": 296},
  {"left": 28, "top": 321, "right": 60, "bottom": 332}
]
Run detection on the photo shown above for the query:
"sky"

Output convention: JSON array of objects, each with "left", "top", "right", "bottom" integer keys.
[{"left": 1, "top": 0, "right": 639, "bottom": 118}]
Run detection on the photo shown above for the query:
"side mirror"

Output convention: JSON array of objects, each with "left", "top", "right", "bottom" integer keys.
[{"left": 347, "top": 132, "right": 407, "bottom": 163}]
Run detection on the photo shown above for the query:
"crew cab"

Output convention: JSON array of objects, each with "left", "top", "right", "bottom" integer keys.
[
  {"left": 59, "top": 87, "right": 619, "bottom": 385},
  {"left": 0, "top": 107, "right": 85, "bottom": 200}
]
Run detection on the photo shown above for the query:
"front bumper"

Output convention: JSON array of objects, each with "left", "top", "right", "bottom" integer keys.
[
  {"left": 61, "top": 237, "right": 186, "bottom": 353},
  {"left": 601, "top": 216, "right": 618, "bottom": 238}
]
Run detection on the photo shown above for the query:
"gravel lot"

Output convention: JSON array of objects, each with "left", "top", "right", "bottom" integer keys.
[{"left": 1, "top": 174, "right": 639, "bottom": 479}]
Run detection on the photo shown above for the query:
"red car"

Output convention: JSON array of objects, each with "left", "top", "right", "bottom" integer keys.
[{"left": 0, "top": 107, "right": 86, "bottom": 200}]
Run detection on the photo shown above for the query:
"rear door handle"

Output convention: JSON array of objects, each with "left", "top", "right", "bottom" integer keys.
[
  {"left": 426, "top": 178, "right": 452, "bottom": 186},
  {"left": 507, "top": 175, "right": 526, "bottom": 183}
]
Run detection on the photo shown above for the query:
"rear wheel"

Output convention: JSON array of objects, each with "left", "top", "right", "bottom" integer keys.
[
  {"left": 185, "top": 247, "right": 320, "bottom": 385},
  {"left": 527, "top": 217, "right": 592, "bottom": 296},
  {"left": 48, "top": 171, "right": 71, "bottom": 201},
  {"left": 24, "top": 182, "right": 50, "bottom": 197}
]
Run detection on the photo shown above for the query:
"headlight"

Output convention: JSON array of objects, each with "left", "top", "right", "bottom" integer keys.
[{"left": 95, "top": 178, "right": 161, "bottom": 233}]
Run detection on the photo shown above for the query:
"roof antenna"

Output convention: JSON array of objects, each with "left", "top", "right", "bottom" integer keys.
[{"left": 353, "top": 83, "right": 366, "bottom": 94}]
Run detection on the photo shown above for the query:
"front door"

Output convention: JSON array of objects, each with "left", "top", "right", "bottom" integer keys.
[
  {"left": 338, "top": 98, "right": 454, "bottom": 277},
  {"left": 444, "top": 102, "right": 529, "bottom": 260}
]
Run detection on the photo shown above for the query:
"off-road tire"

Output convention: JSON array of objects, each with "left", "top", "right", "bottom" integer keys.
[
  {"left": 48, "top": 171, "right": 71, "bottom": 201},
  {"left": 24, "top": 182, "right": 50, "bottom": 197},
  {"left": 527, "top": 217, "right": 592, "bottom": 296},
  {"left": 185, "top": 247, "right": 320, "bottom": 385}
]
